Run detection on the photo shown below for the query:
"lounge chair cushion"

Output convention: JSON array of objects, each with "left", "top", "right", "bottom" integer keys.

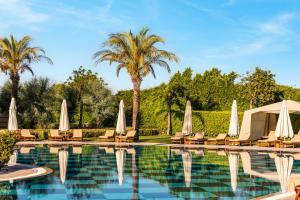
[{"left": 73, "top": 129, "right": 82, "bottom": 138}]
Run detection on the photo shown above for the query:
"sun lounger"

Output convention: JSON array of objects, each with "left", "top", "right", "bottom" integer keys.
[
  {"left": 72, "top": 146, "right": 82, "bottom": 154},
  {"left": 115, "top": 130, "right": 136, "bottom": 142},
  {"left": 171, "top": 132, "right": 184, "bottom": 144},
  {"left": 206, "top": 133, "right": 227, "bottom": 145},
  {"left": 184, "top": 132, "right": 205, "bottom": 144},
  {"left": 281, "top": 134, "right": 300, "bottom": 148},
  {"left": 20, "top": 129, "right": 36, "bottom": 141},
  {"left": 70, "top": 129, "right": 83, "bottom": 141},
  {"left": 256, "top": 131, "right": 277, "bottom": 147},
  {"left": 49, "top": 129, "right": 63, "bottom": 141},
  {"left": 226, "top": 133, "right": 252, "bottom": 146},
  {"left": 98, "top": 130, "right": 115, "bottom": 141}
]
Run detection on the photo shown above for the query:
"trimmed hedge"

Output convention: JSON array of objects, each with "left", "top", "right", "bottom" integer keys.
[
  {"left": 0, "top": 131, "right": 17, "bottom": 168},
  {"left": 140, "top": 110, "right": 244, "bottom": 138}
]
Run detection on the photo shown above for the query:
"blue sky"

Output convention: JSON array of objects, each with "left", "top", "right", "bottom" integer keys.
[{"left": 0, "top": 0, "right": 300, "bottom": 92}]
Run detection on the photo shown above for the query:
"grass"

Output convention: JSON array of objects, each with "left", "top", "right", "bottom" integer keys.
[{"left": 83, "top": 135, "right": 171, "bottom": 143}]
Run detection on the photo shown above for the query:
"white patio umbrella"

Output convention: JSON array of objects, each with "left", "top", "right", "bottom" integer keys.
[
  {"left": 59, "top": 99, "right": 70, "bottom": 131},
  {"left": 116, "top": 100, "right": 126, "bottom": 135},
  {"left": 228, "top": 100, "right": 239, "bottom": 137},
  {"left": 275, "top": 155, "right": 294, "bottom": 192},
  {"left": 116, "top": 149, "right": 126, "bottom": 185},
  {"left": 228, "top": 153, "right": 239, "bottom": 193},
  {"left": 8, "top": 98, "right": 18, "bottom": 131},
  {"left": 59, "top": 150, "right": 68, "bottom": 184},
  {"left": 182, "top": 151, "right": 192, "bottom": 188},
  {"left": 8, "top": 150, "right": 18, "bottom": 165},
  {"left": 275, "top": 100, "right": 294, "bottom": 138},
  {"left": 182, "top": 100, "right": 192, "bottom": 135}
]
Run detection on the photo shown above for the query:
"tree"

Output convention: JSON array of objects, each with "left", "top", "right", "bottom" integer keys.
[
  {"left": 93, "top": 27, "right": 179, "bottom": 135},
  {"left": 0, "top": 35, "right": 53, "bottom": 100},
  {"left": 67, "top": 66, "right": 98, "bottom": 128},
  {"left": 241, "top": 67, "right": 277, "bottom": 109},
  {"left": 19, "top": 77, "right": 54, "bottom": 128}
]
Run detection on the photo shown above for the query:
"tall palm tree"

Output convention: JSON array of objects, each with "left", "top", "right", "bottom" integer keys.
[
  {"left": 93, "top": 27, "right": 179, "bottom": 136},
  {"left": 0, "top": 35, "right": 53, "bottom": 100}
]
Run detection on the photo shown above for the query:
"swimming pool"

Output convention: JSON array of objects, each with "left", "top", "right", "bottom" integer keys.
[{"left": 0, "top": 145, "right": 299, "bottom": 199}]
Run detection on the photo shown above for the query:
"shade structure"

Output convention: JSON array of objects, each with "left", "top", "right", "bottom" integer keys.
[
  {"left": 7, "top": 150, "right": 18, "bottom": 165},
  {"left": 59, "top": 150, "right": 68, "bottom": 184},
  {"left": 182, "top": 151, "right": 192, "bottom": 188},
  {"left": 182, "top": 100, "right": 192, "bottom": 135},
  {"left": 228, "top": 100, "right": 239, "bottom": 137},
  {"left": 116, "top": 149, "right": 126, "bottom": 185},
  {"left": 59, "top": 99, "right": 70, "bottom": 131},
  {"left": 8, "top": 98, "right": 18, "bottom": 131},
  {"left": 275, "top": 100, "right": 294, "bottom": 138},
  {"left": 275, "top": 155, "right": 294, "bottom": 192},
  {"left": 228, "top": 153, "right": 239, "bottom": 193},
  {"left": 116, "top": 100, "right": 126, "bottom": 135}
]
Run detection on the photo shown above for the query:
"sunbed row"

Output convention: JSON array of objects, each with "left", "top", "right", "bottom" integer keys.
[
  {"left": 171, "top": 130, "right": 300, "bottom": 148},
  {"left": 15, "top": 129, "right": 137, "bottom": 142}
]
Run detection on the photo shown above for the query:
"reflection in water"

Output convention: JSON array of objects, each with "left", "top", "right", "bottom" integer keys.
[
  {"left": 7, "top": 150, "right": 18, "bottom": 165},
  {"left": 275, "top": 155, "right": 294, "bottom": 192},
  {"left": 59, "top": 150, "right": 68, "bottom": 184},
  {"left": 115, "top": 149, "right": 126, "bottom": 185},
  {"left": 228, "top": 152, "right": 239, "bottom": 193},
  {"left": 2, "top": 145, "right": 300, "bottom": 199}
]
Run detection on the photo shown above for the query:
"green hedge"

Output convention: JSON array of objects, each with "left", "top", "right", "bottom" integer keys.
[
  {"left": 140, "top": 110, "right": 244, "bottom": 138},
  {"left": 0, "top": 131, "right": 17, "bottom": 168}
]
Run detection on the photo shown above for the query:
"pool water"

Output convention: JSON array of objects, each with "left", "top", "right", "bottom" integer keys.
[{"left": 0, "top": 145, "right": 299, "bottom": 200}]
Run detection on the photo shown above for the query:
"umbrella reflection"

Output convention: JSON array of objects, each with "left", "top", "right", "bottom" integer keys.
[
  {"left": 116, "top": 149, "right": 126, "bottom": 185},
  {"left": 182, "top": 151, "right": 192, "bottom": 188},
  {"left": 59, "top": 150, "right": 68, "bottom": 184},
  {"left": 228, "top": 152, "right": 239, "bottom": 193},
  {"left": 275, "top": 155, "right": 294, "bottom": 192}
]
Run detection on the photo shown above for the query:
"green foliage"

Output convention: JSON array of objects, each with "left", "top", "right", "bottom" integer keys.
[
  {"left": 0, "top": 131, "right": 16, "bottom": 168},
  {"left": 241, "top": 67, "right": 277, "bottom": 109}
]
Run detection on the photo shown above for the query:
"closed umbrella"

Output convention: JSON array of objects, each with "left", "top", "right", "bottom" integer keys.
[
  {"left": 182, "top": 151, "right": 192, "bottom": 188},
  {"left": 275, "top": 100, "right": 294, "bottom": 138},
  {"left": 275, "top": 155, "right": 294, "bottom": 192},
  {"left": 59, "top": 150, "right": 68, "bottom": 184},
  {"left": 8, "top": 98, "right": 18, "bottom": 131},
  {"left": 8, "top": 150, "right": 18, "bottom": 165},
  {"left": 59, "top": 99, "right": 70, "bottom": 131},
  {"left": 116, "top": 100, "right": 126, "bottom": 135},
  {"left": 116, "top": 149, "right": 126, "bottom": 185},
  {"left": 182, "top": 100, "right": 192, "bottom": 135},
  {"left": 228, "top": 100, "right": 239, "bottom": 137},
  {"left": 228, "top": 152, "right": 239, "bottom": 193}
]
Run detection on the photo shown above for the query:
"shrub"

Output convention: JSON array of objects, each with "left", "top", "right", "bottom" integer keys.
[{"left": 0, "top": 131, "right": 17, "bottom": 168}]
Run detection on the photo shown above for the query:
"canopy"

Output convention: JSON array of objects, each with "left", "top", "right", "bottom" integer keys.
[
  {"left": 8, "top": 98, "right": 18, "bottom": 131},
  {"left": 228, "top": 152, "right": 239, "bottom": 193},
  {"left": 116, "top": 100, "right": 126, "bottom": 135},
  {"left": 275, "top": 100, "right": 294, "bottom": 138},
  {"left": 182, "top": 100, "right": 192, "bottom": 135},
  {"left": 275, "top": 155, "right": 294, "bottom": 193},
  {"left": 59, "top": 150, "right": 68, "bottom": 184},
  {"left": 116, "top": 149, "right": 126, "bottom": 185},
  {"left": 182, "top": 151, "right": 192, "bottom": 188},
  {"left": 59, "top": 99, "right": 70, "bottom": 131},
  {"left": 240, "top": 100, "right": 300, "bottom": 140},
  {"left": 228, "top": 100, "right": 239, "bottom": 137}
]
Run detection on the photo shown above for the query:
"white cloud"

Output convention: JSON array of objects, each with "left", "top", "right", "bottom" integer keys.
[
  {"left": 259, "top": 12, "right": 295, "bottom": 35},
  {"left": 0, "top": 0, "right": 49, "bottom": 24}
]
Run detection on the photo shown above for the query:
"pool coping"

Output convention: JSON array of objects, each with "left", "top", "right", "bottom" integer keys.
[{"left": 16, "top": 141, "right": 300, "bottom": 153}]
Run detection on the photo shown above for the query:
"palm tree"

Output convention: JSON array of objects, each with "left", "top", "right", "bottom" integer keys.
[
  {"left": 93, "top": 27, "right": 179, "bottom": 136},
  {"left": 0, "top": 35, "right": 53, "bottom": 100}
]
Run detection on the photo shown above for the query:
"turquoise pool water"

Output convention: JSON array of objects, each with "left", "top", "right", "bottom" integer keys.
[{"left": 0, "top": 145, "right": 299, "bottom": 199}]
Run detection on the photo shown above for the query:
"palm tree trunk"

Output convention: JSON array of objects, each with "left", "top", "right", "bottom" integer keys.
[
  {"left": 132, "top": 79, "right": 141, "bottom": 141},
  {"left": 10, "top": 74, "right": 20, "bottom": 101},
  {"left": 79, "top": 99, "right": 83, "bottom": 128},
  {"left": 167, "top": 103, "right": 172, "bottom": 135}
]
